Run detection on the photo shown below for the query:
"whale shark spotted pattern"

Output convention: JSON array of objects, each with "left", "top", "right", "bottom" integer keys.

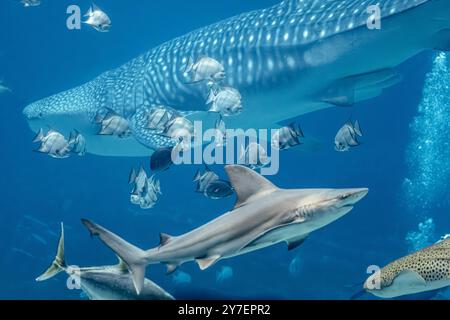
[{"left": 23, "top": 0, "right": 448, "bottom": 156}]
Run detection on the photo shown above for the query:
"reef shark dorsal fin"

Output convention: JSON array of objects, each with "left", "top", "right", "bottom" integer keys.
[
  {"left": 196, "top": 255, "right": 221, "bottom": 270},
  {"left": 225, "top": 165, "right": 278, "bottom": 209},
  {"left": 159, "top": 233, "right": 173, "bottom": 247},
  {"left": 393, "top": 270, "right": 426, "bottom": 287}
]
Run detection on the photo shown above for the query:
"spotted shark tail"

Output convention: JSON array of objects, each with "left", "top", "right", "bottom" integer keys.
[{"left": 36, "top": 223, "right": 66, "bottom": 282}]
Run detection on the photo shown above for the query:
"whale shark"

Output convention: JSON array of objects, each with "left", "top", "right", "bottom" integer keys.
[
  {"left": 23, "top": 0, "right": 450, "bottom": 157},
  {"left": 81, "top": 165, "right": 368, "bottom": 294},
  {"left": 36, "top": 223, "right": 174, "bottom": 300}
]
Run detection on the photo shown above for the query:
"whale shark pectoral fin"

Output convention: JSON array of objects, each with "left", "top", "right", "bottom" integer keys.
[
  {"left": 432, "top": 29, "right": 450, "bottom": 51},
  {"left": 321, "top": 68, "right": 402, "bottom": 106},
  {"left": 286, "top": 234, "right": 309, "bottom": 251},
  {"left": 393, "top": 270, "right": 427, "bottom": 287},
  {"left": 196, "top": 255, "right": 221, "bottom": 270}
]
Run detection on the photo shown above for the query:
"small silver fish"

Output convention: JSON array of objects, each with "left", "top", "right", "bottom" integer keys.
[
  {"left": 335, "top": 120, "right": 363, "bottom": 152},
  {"left": 214, "top": 116, "right": 227, "bottom": 147},
  {"left": 33, "top": 129, "right": 71, "bottom": 159},
  {"left": 147, "top": 107, "right": 176, "bottom": 131},
  {"left": 162, "top": 116, "right": 194, "bottom": 141},
  {"left": 194, "top": 166, "right": 219, "bottom": 193},
  {"left": 240, "top": 142, "right": 270, "bottom": 170},
  {"left": 139, "top": 176, "right": 161, "bottom": 209},
  {"left": 96, "top": 112, "right": 131, "bottom": 138},
  {"left": 184, "top": 56, "right": 225, "bottom": 85},
  {"left": 272, "top": 122, "right": 304, "bottom": 150},
  {"left": 20, "top": 0, "right": 41, "bottom": 7},
  {"left": 83, "top": 4, "right": 111, "bottom": 32},
  {"left": 129, "top": 166, "right": 148, "bottom": 196},
  {"left": 207, "top": 87, "right": 242, "bottom": 116},
  {"left": 68, "top": 129, "right": 86, "bottom": 156}
]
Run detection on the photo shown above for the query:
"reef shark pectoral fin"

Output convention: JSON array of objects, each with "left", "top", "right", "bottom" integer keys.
[
  {"left": 286, "top": 234, "right": 309, "bottom": 251},
  {"left": 81, "top": 219, "right": 148, "bottom": 295},
  {"left": 225, "top": 165, "right": 279, "bottom": 209},
  {"left": 196, "top": 255, "right": 221, "bottom": 270},
  {"left": 393, "top": 270, "right": 427, "bottom": 288},
  {"left": 321, "top": 68, "right": 402, "bottom": 106}
]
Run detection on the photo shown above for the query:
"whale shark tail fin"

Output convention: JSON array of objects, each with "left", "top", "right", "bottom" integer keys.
[
  {"left": 36, "top": 223, "right": 66, "bottom": 282},
  {"left": 81, "top": 219, "right": 148, "bottom": 295}
]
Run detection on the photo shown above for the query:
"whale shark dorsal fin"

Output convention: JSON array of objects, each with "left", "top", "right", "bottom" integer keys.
[
  {"left": 393, "top": 270, "right": 426, "bottom": 287},
  {"left": 225, "top": 165, "right": 278, "bottom": 209},
  {"left": 196, "top": 255, "right": 221, "bottom": 270}
]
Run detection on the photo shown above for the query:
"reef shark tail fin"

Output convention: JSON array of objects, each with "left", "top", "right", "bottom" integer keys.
[
  {"left": 80, "top": 219, "right": 148, "bottom": 295},
  {"left": 36, "top": 222, "right": 66, "bottom": 282}
]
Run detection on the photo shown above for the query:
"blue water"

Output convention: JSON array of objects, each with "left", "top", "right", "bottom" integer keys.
[{"left": 0, "top": 1, "right": 449, "bottom": 300}]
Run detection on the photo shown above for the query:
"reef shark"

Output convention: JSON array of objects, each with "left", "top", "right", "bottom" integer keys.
[
  {"left": 23, "top": 0, "right": 450, "bottom": 157},
  {"left": 36, "top": 223, "right": 174, "bottom": 300},
  {"left": 82, "top": 165, "right": 368, "bottom": 294},
  {"left": 363, "top": 238, "right": 450, "bottom": 299}
]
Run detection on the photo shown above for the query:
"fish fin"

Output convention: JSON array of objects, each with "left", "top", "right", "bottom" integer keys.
[
  {"left": 321, "top": 68, "right": 401, "bottom": 106},
  {"left": 349, "top": 289, "right": 367, "bottom": 300},
  {"left": 91, "top": 3, "right": 102, "bottom": 12},
  {"left": 196, "top": 255, "right": 221, "bottom": 270},
  {"left": 36, "top": 223, "right": 66, "bottom": 281},
  {"left": 128, "top": 168, "right": 137, "bottom": 184},
  {"left": 115, "top": 255, "right": 129, "bottom": 273},
  {"left": 193, "top": 169, "right": 203, "bottom": 183},
  {"left": 81, "top": 219, "right": 148, "bottom": 295},
  {"left": 225, "top": 165, "right": 278, "bottom": 209},
  {"left": 393, "top": 270, "right": 426, "bottom": 287},
  {"left": 206, "top": 90, "right": 216, "bottom": 105},
  {"left": 165, "top": 263, "right": 179, "bottom": 275},
  {"left": 286, "top": 234, "right": 309, "bottom": 251},
  {"left": 353, "top": 120, "right": 363, "bottom": 137},
  {"left": 159, "top": 233, "right": 173, "bottom": 247},
  {"left": 33, "top": 128, "right": 44, "bottom": 143},
  {"left": 432, "top": 29, "right": 450, "bottom": 52}
]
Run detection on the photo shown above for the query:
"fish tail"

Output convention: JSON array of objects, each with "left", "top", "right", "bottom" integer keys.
[
  {"left": 36, "top": 223, "right": 66, "bottom": 282},
  {"left": 81, "top": 219, "right": 149, "bottom": 295}
]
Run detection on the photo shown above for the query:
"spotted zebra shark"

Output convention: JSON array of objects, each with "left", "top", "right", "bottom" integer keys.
[
  {"left": 363, "top": 237, "right": 450, "bottom": 299},
  {"left": 23, "top": 0, "right": 450, "bottom": 157}
]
